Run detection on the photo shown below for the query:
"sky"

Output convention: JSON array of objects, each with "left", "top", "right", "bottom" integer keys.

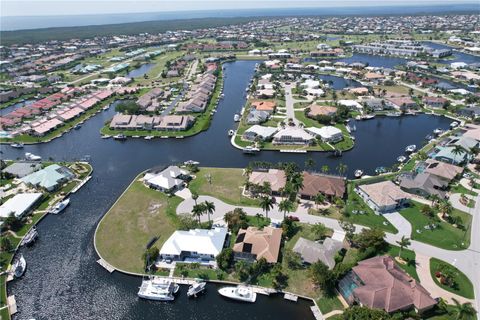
[{"left": 0, "top": 0, "right": 472, "bottom": 17}]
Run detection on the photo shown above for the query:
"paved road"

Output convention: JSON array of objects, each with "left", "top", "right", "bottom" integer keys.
[{"left": 283, "top": 84, "right": 299, "bottom": 125}]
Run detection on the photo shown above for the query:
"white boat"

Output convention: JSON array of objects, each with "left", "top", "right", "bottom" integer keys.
[
  {"left": 243, "top": 146, "right": 260, "bottom": 154},
  {"left": 450, "top": 121, "right": 459, "bottom": 128},
  {"left": 25, "top": 152, "right": 42, "bottom": 161},
  {"left": 138, "top": 278, "right": 180, "bottom": 301},
  {"left": 113, "top": 134, "right": 127, "bottom": 140},
  {"left": 21, "top": 227, "right": 38, "bottom": 247},
  {"left": 10, "top": 143, "right": 24, "bottom": 148},
  {"left": 101, "top": 135, "right": 111, "bottom": 139},
  {"left": 397, "top": 156, "right": 407, "bottom": 163},
  {"left": 184, "top": 160, "right": 200, "bottom": 165},
  {"left": 386, "top": 112, "right": 401, "bottom": 117},
  {"left": 433, "top": 128, "right": 443, "bottom": 136},
  {"left": 354, "top": 169, "right": 363, "bottom": 178},
  {"left": 187, "top": 281, "right": 206, "bottom": 298},
  {"left": 12, "top": 254, "right": 26, "bottom": 278},
  {"left": 49, "top": 198, "right": 70, "bottom": 215},
  {"left": 218, "top": 286, "right": 256, "bottom": 303},
  {"left": 233, "top": 114, "right": 241, "bottom": 122},
  {"left": 102, "top": 105, "right": 110, "bottom": 111},
  {"left": 144, "top": 136, "right": 154, "bottom": 140},
  {"left": 228, "top": 130, "right": 235, "bottom": 136},
  {"left": 362, "top": 114, "right": 375, "bottom": 120},
  {"left": 405, "top": 145, "right": 417, "bottom": 153}
]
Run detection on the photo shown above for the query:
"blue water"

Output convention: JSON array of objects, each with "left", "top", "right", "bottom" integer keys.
[
  {"left": 125, "top": 63, "right": 156, "bottom": 78},
  {"left": 1, "top": 4, "right": 478, "bottom": 31}
]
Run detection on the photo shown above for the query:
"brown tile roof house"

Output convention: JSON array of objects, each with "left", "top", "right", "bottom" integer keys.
[
  {"left": 248, "top": 169, "right": 286, "bottom": 193},
  {"left": 423, "top": 159, "right": 463, "bottom": 182},
  {"left": 233, "top": 226, "right": 282, "bottom": 263},
  {"left": 307, "top": 105, "right": 338, "bottom": 118},
  {"left": 346, "top": 256, "right": 437, "bottom": 313},
  {"left": 155, "top": 115, "right": 194, "bottom": 131},
  {"left": 387, "top": 97, "right": 417, "bottom": 110},
  {"left": 251, "top": 100, "right": 276, "bottom": 113},
  {"left": 300, "top": 172, "right": 346, "bottom": 199},
  {"left": 356, "top": 181, "right": 410, "bottom": 213}
]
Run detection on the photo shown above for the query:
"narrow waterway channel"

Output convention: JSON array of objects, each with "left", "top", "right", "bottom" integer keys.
[{"left": 1, "top": 59, "right": 456, "bottom": 319}]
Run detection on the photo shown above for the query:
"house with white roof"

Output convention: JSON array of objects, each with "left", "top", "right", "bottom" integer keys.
[
  {"left": 243, "top": 125, "right": 278, "bottom": 141},
  {"left": 306, "top": 126, "right": 343, "bottom": 143},
  {"left": 0, "top": 193, "right": 43, "bottom": 219},
  {"left": 159, "top": 227, "right": 228, "bottom": 264},
  {"left": 273, "top": 128, "right": 314, "bottom": 145},
  {"left": 338, "top": 100, "right": 363, "bottom": 110},
  {"left": 144, "top": 166, "right": 189, "bottom": 193}
]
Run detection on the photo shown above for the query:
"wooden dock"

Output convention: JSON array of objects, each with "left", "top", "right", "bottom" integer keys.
[
  {"left": 97, "top": 259, "right": 115, "bottom": 273},
  {"left": 284, "top": 293, "right": 298, "bottom": 302},
  {"left": 280, "top": 149, "right": 307, "bottom": 153},
  {"left": 252, "top": 287, "right": 276, "bottom": 296},
  {"left": 7, "top": 295, "right": 17, "bottom": 315},
  {"left": 310, "top": 305, "right": 323, "bottom": 320}
]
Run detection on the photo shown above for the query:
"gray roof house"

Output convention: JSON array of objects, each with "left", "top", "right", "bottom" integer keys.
[
  {"left": 246, "top": 110, "right": 270, "bottom": 125},
  {"left": 2, "top": 162, "right": 42, "bottom": 178},
  {"left": 398, "top": 172, "right": 448, "bottom": 198},
  {"left": 292, "top": 237, "right": 343, "bottom": 269}
]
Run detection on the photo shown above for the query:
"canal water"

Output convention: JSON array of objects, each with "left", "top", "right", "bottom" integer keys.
[{"left": 1, "top": 59, "right": 455, "bottom": 320}]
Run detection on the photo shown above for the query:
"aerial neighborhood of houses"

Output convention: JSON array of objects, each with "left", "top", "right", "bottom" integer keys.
[{"left": 1, "top": 11, "right": 480, "bottom": 320}]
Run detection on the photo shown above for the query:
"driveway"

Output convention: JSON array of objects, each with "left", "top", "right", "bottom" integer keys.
[{"left": 382, "top": 211, "right": 412, "bottom": 238}]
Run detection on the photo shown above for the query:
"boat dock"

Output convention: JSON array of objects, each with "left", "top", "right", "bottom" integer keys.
[
  {"left": 252, "top": 287, "right": 276, "bottom": 296},
  {"left": 7, "top": 295, "right": 17, "bottom": 315},
  {"left": 97, "top": 259, "right": 115, "bottom": 273},
  {"left": 280, "top": 149, "right": 307, "bottom": 153},
  {"left": 71, "top": 176, "right": 92, "bottom": 193},
  {"left": 310, "top": 305, "right": 323, "bottom": 320},
  {"left": 284, "top": 293, "right": 298, "bottom": 302}
]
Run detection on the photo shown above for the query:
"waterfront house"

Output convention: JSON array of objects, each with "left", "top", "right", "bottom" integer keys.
[
  {"left": 338, "top": 100, "right": 363, "bottom": 111},
  {"left": 305, "top": 126, "right": 343, "bottom": 143},
  {"left": 399, "top": 172, "right": 448, "bottom": 198},
  {"left": 292, "top": 237, "right": 343, "bottom": 269},
  {"left": 457, "top": 106, "right": 480, "bottom": 119},
  {"left": 422, "top": 96, "right": 448, "bottom": 108},
  {"left": 246, "top": 109, "right": 270, "bottom": 125},
  {"left": 299, "top": 172, "right": 346, "bottom": 200},
  {"left": 0, "top": 193, "right": 43, "bottom": 220},
  {"left": 362, "top": 98, "right": 393, "bottom": 111},
  {"left": 243, "top": 125, "right": 277, "bottom": 141},
  {"left": 21, "top": 164, "right": 75, "bottom": 191},
  {"left": 356, "top": 181, "right": 410, "bottom": 213},
  {"left": 307, "top": 105, "right": 337, "bottom": 118},
  {"left": 248, "top": 169, "right": 286, "bottom": 194},
  {"left": 233, "top": 226, "right": 282, "bottom": 263},
  {"left": 144, "top": 166, "right": 189, "bottom": 193},
  {"left": 387, "top": 97, "right": 417, "bottom": 110},
  {"left": 272, "top": 128, "right": 314, "bottom": 145},
  {"left": 447, "top": 135, "right": 478, "bottom": 152},
  {"left": 159, "top": 227, "right": 228, "bottom": 264},
  {"left": 251, "top": 100, "right": 276, "bottom": 114},
  {"left": 431, "top": 146, "right": 468, "bottom": 165},
  {"left": 338, "top": 256, "right": 437, "bottom": 314},
  {"left": 156, "top": 115, "right": 194, "bottom": 131},
  {"left": 2, "top": 161, "right": 42, "bottom": 178},
  {"left": 421, "top": 159, "right": 463, "bottom": 183}
]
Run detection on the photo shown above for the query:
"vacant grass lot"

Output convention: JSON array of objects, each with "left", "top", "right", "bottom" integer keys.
[
  {"left": 430, "top": 258, "right": 475, "bottom": 299},
  {"left": 95, "top": 178, "right": 182, "bottom": 273},
  {"left": 400, "top": 201, "right": 471, "bottom": 250},
  {"left": 188, "top": 167, "right": 260, "bottom": 207}
]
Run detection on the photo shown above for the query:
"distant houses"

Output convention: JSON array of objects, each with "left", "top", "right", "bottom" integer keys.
[{"left": 109, "top": 114, "right": 194, "bottom": 132}]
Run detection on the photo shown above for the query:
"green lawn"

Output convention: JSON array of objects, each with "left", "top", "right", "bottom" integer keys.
[
  {"left": 450, "top": 183, "right": 478, "bottom": 197},
  {"left": 400, "top": 201, "right": 471, "bottom": 250},
  {"left": 430, "top": 258, "right": 475, "bottom": 299},
  {"left": 188, "top": 167, "right": 260, "bottom": 207},
  {"left": 386, "top": 246, "right": 419, "bottom": 281},
  {"left": 95, "top": 178, "right": 183, "bottom": 273}
]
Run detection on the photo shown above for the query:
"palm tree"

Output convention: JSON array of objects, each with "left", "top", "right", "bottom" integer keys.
[
  {"left": 278, "top": 199, "right": 294, "bottom": 219},
  {"left": 255, "top": 213, "right": 263, "bottom": 225},
  {"left": 429, "top": 194, "right": 440, "bottom": 207},
  {"left": 451, "top": 298, "right": 477, "bottom": 320},
  {"left": 321, "top": 165, "right": 329, "bottom": 174},
  {"left": 312, "top": 223, "right": 328, "bottom": 240},
  {"left": 451, "top": 145, "right": 465, "bottom": 164},
  {"left": 290, "top": 172, "right": 304, "bottom": 193},
  {"left": 203, "top": 201, "right": 215, "bottom": 223},
  {"left": 336, "top": 163, "right": 348, "bottom": 176},
  {"left": 305, "top": 158, "right": 315, "bottom": 172},
  {"left": 192, "top": 203, "right": 205, "bottom": 223},
  {"left": 439, "top": 200, "right": 453, "bottom": 218},
  {"left": 396, "top": 236, "right": 411, "bottom": 260},
  {"left": 314, "top": 193, "right": 325, "bottom": 210},
  {"left": 191, "top": 192, "right": 199, "bottom": 205},
  {"left": 260, "top": 196, "right": 274, "bottom": 219}
]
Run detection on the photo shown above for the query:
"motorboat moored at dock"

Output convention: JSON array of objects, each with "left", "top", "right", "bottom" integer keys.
[
  {"left": 243, "top": 146, "right": 260, "bottom": 154},
  {"left": 187, "top": 281, "right": 206, "bottom": 298},
  {"left": 228, "top": 130, "right": 235, "bottom": 136},
  {"left": 25, "top": 152, "right": 41, "bottom": 161},
  {"left": 113, "top": 134, "right": 127, "bottom": 140},
  {"left": 12, "top": 254, "right": 26, "bottom": 278},
  {"left": 405, "top": 144, "right": 417, "bottom": 153},
  {"left": 354, "top": 170, "right": 363, "bottom": 178},
  {"left": 233, "top": 114, "right": 241, "bottom": 122},
  {"left": 49, "top": 198, "right": 70, "bottom": 215},
  {"left": 21, "top": 227, "right": 38, "bottom": 247},
  {"left": 10, "top": 143, "right": 24, "bottom": 148},
  {"left": 397, "top": 156, "right": 407, "bottom": 163},
  {"left": 218, "top": 286, "right": 256, "bottom": 303},
  {"left": 138, "top": 277, "right": 180, "bottom": 301}
]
